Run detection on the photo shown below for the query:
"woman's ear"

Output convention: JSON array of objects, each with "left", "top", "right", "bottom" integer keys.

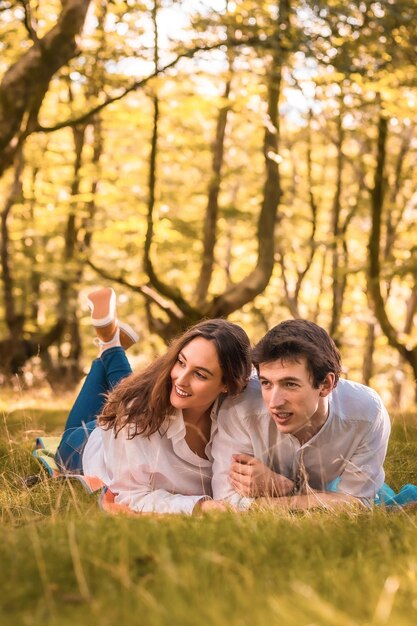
[{"left": 319, "top": 373, "right": 335, "bottom": 397}]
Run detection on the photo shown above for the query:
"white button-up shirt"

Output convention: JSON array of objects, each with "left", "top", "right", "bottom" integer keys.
[
  {"left": 83, "top": 400, "right": 220, "bottom": 515},
  {"left": 212, "top": 377, "right": 391, "bottom": 509}
]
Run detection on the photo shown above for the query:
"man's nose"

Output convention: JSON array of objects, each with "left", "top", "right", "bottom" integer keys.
[{"left": 269, "top": 387, "right": 285, "bottom": 408}]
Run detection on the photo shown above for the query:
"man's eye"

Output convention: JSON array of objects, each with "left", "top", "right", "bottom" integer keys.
[{"left": 260, "top": 380, "right": 271, "bottom": 387}]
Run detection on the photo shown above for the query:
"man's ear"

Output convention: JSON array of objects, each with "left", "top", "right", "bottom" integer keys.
[{"left": 319, "top": 373, "right": 335, "bottom": 397}]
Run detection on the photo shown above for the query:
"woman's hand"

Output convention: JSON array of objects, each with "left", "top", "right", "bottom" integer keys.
[{"left": 193, "top": 498, "right": 229, "bottom": 514}]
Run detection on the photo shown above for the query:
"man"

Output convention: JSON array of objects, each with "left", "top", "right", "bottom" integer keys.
[{"left": 212, "top": 319, "right": 391, "bottom": 511}]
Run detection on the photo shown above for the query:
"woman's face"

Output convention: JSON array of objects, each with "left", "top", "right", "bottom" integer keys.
[{"left": 170, "top": 337, "right": 227, "bottom": 418}]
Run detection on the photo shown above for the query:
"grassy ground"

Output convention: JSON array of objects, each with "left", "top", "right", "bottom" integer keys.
[{"left": 1, "top": 389, "right": 417, "bottom": 626}]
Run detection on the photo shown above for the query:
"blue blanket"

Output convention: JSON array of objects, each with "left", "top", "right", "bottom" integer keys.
[{"left": 327, "top": 477, "right": 417, "bottom": 507}]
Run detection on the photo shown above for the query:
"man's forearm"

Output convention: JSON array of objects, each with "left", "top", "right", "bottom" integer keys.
[{"left": 254, "top": 491, "right": 364, "bottom": 511}]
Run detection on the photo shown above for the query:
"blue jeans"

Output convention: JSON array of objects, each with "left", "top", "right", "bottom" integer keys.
[{"left": 55, "top": 347, "right": 132, "bottom": 473}]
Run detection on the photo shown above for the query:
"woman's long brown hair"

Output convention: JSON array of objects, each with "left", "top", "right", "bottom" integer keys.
[{"left": 98, "top": 319, "right": 251, "bottom": 438}]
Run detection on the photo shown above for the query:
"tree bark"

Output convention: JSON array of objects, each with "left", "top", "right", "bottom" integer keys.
[
  {"left": 362, "top": 322, "right": 376, "bottom": 386},
  {"left": 27, "top": 165, "right": 42, "bottom": 325},
  {"left": 329, "top": 96, "right": 345, "bottom": 343},
  {"left": 195, "top": 77, "right": 232, "bottom": 310},
  {"left": 1, "top": 150, "right": 24, "bottom": 337},
  {"left": 0, "top": 0, "right": 92, "bottom": 175},
  {"left": 367, "top": 107, "right": 417, "bottom": 396},
  {"left": 392, "top": 288, "right": 417, "bottom": 406}
]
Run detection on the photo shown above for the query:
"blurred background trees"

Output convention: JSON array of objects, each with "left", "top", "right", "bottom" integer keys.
[{"left": 1, "top": 0, "right": 417, "bottom": 406}]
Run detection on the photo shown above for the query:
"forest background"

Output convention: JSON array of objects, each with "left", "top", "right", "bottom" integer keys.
[
  {"left": 2, "top": 4, "right": 417, "bottom": 625},
  {"left": 1, "top": 0, "right": 417, "bottom": 409}
]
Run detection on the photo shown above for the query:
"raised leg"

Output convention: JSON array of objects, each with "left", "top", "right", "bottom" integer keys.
[{"left": 56, "top": 347, "right": 132, "bottom": 473}]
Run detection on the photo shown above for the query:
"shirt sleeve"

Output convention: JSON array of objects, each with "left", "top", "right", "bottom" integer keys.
[
  {"left": 99, "top": 428, "right": 208, "bottom": 515},
  {"left": 333, "top": 403, "right": 391, "bottom": 505},
  {"left": 211, "top": 399, "right": 255, "bottom": 511}
]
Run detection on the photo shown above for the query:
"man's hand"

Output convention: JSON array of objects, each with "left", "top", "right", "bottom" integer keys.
[{"left": 229, "top": 453, "right": 294, "bottom": 497}]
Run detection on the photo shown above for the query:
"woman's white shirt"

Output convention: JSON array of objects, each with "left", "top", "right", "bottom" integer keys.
[{"left": 82, "top": 400, "right": 219, "bottom": 515}]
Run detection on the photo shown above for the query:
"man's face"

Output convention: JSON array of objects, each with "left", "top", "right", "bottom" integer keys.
[{"left": 258, "top": 357, "right": 334, "bottom": 443}]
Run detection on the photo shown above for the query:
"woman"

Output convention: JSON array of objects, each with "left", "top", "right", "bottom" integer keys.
[{"left": 56, "top": 287, "right": 251, "bottom": 514}]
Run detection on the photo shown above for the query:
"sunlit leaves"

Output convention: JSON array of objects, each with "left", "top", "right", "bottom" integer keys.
[{"left": 1, "top": 0, "right": 417, "bottom": 398}]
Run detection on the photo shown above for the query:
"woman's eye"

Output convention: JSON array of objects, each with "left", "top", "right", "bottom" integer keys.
[
  {"left": 195, "top": 371, "right": 207, "bottom": 380},
  {"left": 177, "top": 357, "right": 185, "bottom": 367}
]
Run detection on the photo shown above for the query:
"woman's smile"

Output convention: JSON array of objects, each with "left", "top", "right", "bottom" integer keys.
[{"left": 174, "top": 385, "right": 192, "bottom": 398}]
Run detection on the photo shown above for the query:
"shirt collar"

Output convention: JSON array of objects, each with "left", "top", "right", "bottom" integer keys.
[{"left": 165, "top": 394, "right": 222, "bottom": 440}]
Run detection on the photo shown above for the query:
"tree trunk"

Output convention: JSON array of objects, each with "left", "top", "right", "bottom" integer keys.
[
  {"left": 392, "top": 289, "right": 417, "bottom": 407},
  {"left": 329, "top": 97, "right": 345, "bottom": 343},
  {"left": 1, "top": 150, "right": 24, "bottom": 337},
  {"left": 195, "top": 77, "right": 232, "bottom": 310},
  {"left": 0, "top": 0, "right": 92, "bottom": 175},
  {"left": 367, "top": 107, "right": 417, "bottom": 398},
  {"left": 88, "top": 1, "right": 292, "bottom": 339},
  {"left": 279, "top": 106, "right": 318, "bottom": 318},
  {"left": 208, "top": 0, "right": 291, "bottom": 317},
  {"left": 26, "top": 166, "right": 42, "bottom": 326},
  {"left": 362, "top": 322, "right": 376, "bottom": 386}
]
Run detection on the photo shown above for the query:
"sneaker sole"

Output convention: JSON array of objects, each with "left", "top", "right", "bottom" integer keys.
[{"left": 86, "top": 288, "right": 116, "bottom": 327}]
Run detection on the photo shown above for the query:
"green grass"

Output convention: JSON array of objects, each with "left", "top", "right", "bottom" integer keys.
[{"left": 1, "top": 391, "right": 417, "bottom": 626}]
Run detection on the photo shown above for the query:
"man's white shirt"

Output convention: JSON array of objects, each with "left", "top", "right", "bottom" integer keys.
[{"left": 211, "top": 376, "right": 391, "bottom": 510}]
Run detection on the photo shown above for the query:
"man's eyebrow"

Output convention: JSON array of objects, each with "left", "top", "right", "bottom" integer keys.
[
  {"left": 259, "top": 375, "right": 302, "bottom": 382},
  {"left": 178, "top": 351, "right": 214, "bottom": 377}
]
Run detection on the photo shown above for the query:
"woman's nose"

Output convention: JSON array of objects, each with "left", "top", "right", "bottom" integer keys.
[{"left": 176, "top": 369, "right": 191, "bottom": 386}]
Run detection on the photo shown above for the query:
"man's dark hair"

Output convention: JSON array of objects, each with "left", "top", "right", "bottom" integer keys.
[{"left": 251, "top": 319, "right": 342, "bottom": 388}]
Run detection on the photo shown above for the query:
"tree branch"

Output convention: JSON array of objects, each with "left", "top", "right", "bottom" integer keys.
[
  {"left": 0, "top": 0, "right": 92, "bottom": 174},
  {"left": 33, "top": 36, "right": 264, "bottom": 134},
  {"left": 367, "top": 106, "right": 417, "bottom": 376},
  {"left": 86, "top": 259, "right": 186, "bottom": 323},
  {"left": 18, "top": 0, "right": 41, "bottom": 47}
]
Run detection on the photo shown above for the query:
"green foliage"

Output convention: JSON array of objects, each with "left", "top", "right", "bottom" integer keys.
[{"left": 1, "top": 0, "right": 417, "bottom": 404}]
